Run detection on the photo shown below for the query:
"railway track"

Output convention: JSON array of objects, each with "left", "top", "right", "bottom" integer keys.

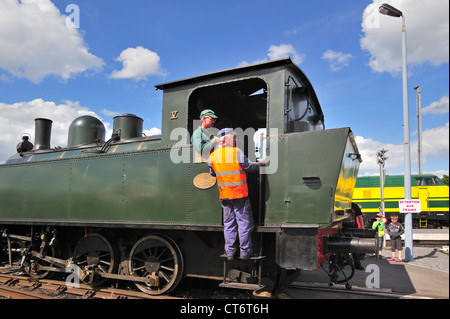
[
  {"left": 0, "top": 272, "right": 181, "bottom": 300},
  {"left": 285, "top": 283, "right": 438, "bottom": 299},
  {"left": 0, "top": 274, "right": 401, "bottom": 301},
  {"left": 0, "top": 283, "right": 57, "bottom": 299},
  {"left": 409, "top": 240, "right": 449, "bottom": 247},
  {"left": 1, "top": 240, "right": 447, "bottom": 300},
  {"left": 0, "top": 265, "right": 252, "bottom": 300},
  {"left": 0, "top": 270, "right": 443, "bottom": 300}
]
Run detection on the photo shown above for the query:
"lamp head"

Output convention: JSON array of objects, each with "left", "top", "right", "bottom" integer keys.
[{"left": 379, "top": 3, "right": 403, "bottom": 17}]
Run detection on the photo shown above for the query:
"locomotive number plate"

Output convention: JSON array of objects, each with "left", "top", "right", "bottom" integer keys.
[{"left": 193, "top": 173, "right": 216, "bottom": 189}]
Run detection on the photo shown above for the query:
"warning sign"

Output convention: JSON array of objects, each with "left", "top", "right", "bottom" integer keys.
[{"left": 399, "top": 199, "right": 421, "bottom": 213}]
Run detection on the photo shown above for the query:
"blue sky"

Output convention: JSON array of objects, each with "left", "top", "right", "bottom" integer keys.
[{"left": 0, "top": 0, "right": 448, "bottom": 177}]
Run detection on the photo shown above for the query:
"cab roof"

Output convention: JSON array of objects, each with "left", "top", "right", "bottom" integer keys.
[{"left": 155, "top": 57, "right": 323, "bottom": 117}]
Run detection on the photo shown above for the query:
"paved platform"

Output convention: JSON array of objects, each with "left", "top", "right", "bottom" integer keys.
[{"left": 291, "top": 247, "right": 449, "bottom": 299}]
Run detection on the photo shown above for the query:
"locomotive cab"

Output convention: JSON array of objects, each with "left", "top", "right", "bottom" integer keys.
[
  {"left": 155, "top": 58, "right": 361, "bottom": 229},
  {"left": 155, "top": 58, "right": 372, "bottom": 275}
]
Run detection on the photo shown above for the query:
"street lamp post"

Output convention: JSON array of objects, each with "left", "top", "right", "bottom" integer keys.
[{"left": 379, "top": 3, "right": 414, "bottom": 261}]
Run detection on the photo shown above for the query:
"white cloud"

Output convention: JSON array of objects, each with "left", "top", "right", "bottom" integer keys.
[
  {"left": 0, "top": 99, "right": 106, "bottom": 162},
  {"left": 356, "top": 122, "right": 449, "bottom": 176},
  {"left": 420, "top": 122, "right": 449, "bottom": 158},
  {"left": 361, "top": 0, "right": 449, "bottom": 75},
  {"left": 0, "top": 99, "right": 163, "bottom": 163},
  {"left": 144, "top": 128, "right": 162, "bottom": 136},
  {"left": 267, "top": 44, "right": 304, "bottom": 65},
  {"left": 101, "top": 109, "right": 121, "bottom": 117},
  {"left": 321, "top": 49, "right": 354, "bottom": 71},
  {"left": 422, "top": 95, "right": 449, "bottom": 115},
  {"left": 355, "top": 135, "right": 402, "bottom": 173},
  {"left": 110, "top": 46, "right": 167, "bottom": 81},
  {"left": 239, "top": 44, "right": 305, "bottom": 67},
  {"left": 0, "top": 0, "right": 103, "bottom": 83}
]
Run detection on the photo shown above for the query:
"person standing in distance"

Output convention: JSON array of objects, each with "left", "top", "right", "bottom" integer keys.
[{"left": 372, "top": 212, "right": 386, "bottom": 257}]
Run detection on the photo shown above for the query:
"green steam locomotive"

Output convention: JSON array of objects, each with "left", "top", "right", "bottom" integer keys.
[{"left": 0, "top": 58, "right": 376, "bottom": 295}]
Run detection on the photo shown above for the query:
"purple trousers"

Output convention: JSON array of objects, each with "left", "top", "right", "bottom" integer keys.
[{"left": 221, "top": 197, "right": 254, "bottom": 257}]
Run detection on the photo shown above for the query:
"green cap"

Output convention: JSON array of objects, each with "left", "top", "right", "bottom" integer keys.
[{"left": 200, "top": 109, "right": 218, "bottom": 119}]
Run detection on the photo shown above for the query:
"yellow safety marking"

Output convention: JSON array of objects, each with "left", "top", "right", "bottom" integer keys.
[{"left": 137, "top": 136, "right": 152, "bottom": 150}]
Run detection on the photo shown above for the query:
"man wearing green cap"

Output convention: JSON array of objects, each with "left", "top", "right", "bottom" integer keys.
[{"left": 191, "top": 109, "right": 219, "bottom": 160}]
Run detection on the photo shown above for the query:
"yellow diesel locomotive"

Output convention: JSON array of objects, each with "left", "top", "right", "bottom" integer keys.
[{"left": 353, "top": 174, "right": 449, "bottom": 228}]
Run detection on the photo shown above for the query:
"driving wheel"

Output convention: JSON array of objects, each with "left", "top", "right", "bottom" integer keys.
[
  {"left": 23, "top": 244, "right": 59, "bottom": 279},
  {"left": 129, "top": 234, "right": 184, "bottom": 295},
  {"left": 73, "top": 233, "right": 118, "bottom": 286}
]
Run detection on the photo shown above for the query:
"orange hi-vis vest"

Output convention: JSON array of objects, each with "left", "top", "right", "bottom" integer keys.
[{"left": 209, "top": 147, "right": 248, "bottom": 200}]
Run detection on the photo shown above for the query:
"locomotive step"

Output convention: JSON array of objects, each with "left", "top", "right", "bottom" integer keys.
[
  {"left": 220, "top": 254, "right": 266, "bottom": 291},
  {"left": 219, "top": 254, "right": 265, "bottom": 261}
]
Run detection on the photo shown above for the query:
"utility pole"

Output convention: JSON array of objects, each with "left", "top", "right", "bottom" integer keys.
[
  {"left": 377, "top": 149, "right": 388, "bottom": 216},
  {"left": 414, "top": 86, "right": 423, "bottom": 174},
  {"left": 377, "top": 149, "right": 388, "bottom": 249}
]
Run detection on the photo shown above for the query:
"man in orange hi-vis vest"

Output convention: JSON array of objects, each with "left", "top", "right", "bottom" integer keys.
[{"left": 208, "top": 128, "right": 264, "bottom": 260}]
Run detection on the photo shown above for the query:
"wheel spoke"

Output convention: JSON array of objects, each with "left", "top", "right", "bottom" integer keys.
[
  {"left": 160, "top": 264, "right": 174, "bottom": 272},
  {"left": 133, "top": 265, "right": 147, "bottom": 272},
  {"left": 141, "top": 250, "right": 149, "bottom": 259},
  {"left": 133, "top": 257, "right": 147, "bottom": 263},
  {"left": 156, "top": 247, "right": 168, "bottom": 259},
  {"left": 97, "top": 252, "right": 111, "bottom": 259},
  {"left": 99, "top": 259, "right": 111, "bottom": 266},
  {"left": 158, "top": 270, "right": 171, "bottom": 283},
  {"left": 159, "top": 256, "right": 174, "bottom": 264}
]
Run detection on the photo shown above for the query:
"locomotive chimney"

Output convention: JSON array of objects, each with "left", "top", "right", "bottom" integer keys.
[
  {"left": 113, "top": 113, "right": 143, "bottom": 140},
  {"left": 34, "top": 118, "right": 53, "bottom": 150}
]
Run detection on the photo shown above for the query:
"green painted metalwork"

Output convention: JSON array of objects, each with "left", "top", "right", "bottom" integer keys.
[{"left": 1, "top": 58, "right": 361, "bottom": 230}]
